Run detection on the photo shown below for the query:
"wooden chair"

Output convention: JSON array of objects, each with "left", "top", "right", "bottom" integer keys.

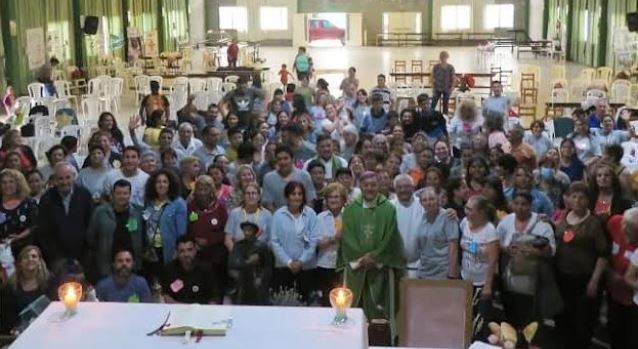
[
  {"left": 399, "top": 279, "right": 473, "bottom": 349},
  {"left": 394, "top": 60, "right": 407, "bottom": 84},
  {"left": 519, "top": 104, "right": 537, "bottom": 127},
  {"left": 520, "top": 73, "right": 537, "bottom": 104}
]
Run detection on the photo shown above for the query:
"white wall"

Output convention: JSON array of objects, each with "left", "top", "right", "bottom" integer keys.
[
  {"left": 189, "top": 0, "right": 206, "bottom": 43},
  {"left": 234, "top": 0, "right": 296, "bottom": 42}
]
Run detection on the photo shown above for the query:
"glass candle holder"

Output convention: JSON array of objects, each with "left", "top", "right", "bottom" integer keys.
[
  {"left": 329, "top": 287, "right": 353, "bottom": 325},
  {"left": 58, "top": 282, "right": 82, "bottom": 316}
]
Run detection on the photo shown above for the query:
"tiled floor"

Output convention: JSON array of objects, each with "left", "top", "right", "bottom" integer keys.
[{"left": 107, "top": 45, "right": 591, "bottom": 137}]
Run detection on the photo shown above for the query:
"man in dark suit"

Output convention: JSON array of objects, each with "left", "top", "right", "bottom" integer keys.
[{"left": 37, "top": 162, "right": 93, "bottom": 267}]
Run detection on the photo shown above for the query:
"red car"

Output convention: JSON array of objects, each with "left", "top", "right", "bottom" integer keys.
[{"left": 308, "top": 19, "right": 346, "bottom": 45}]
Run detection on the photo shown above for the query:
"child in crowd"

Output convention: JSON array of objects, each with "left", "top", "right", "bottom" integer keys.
[
  {"left": 278, "top": 64, "right": 293, "bottom": 87},
  {"left": 228, "top": 221, "right": 273, "bottom": 305}
]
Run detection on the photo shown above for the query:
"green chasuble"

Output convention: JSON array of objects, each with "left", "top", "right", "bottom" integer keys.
[{"left": 337, "top": 194, "right": 405, "bottom": 324}]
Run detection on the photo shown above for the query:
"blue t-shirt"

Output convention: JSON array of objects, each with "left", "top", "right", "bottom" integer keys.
[{"left": 96, "top": 275, "right": 151, "bottom": 303}]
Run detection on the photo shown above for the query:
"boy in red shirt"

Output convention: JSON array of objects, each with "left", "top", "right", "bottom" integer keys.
[{"left": 278, "top": 64, "right": 293, "bottom": 86}]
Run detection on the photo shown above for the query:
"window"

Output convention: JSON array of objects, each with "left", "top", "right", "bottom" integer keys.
[
  {"left": 484, "top": 4, "right": 514, "bottom": 30},
  {"left": 219, "top": 6, "right": 248, "bottom": 32},
  {"left": 260, "top": 6, "right": 288, "bottom": 30},
  {"left": 441, "top": 5, "right": 471, "bottom": 31}
]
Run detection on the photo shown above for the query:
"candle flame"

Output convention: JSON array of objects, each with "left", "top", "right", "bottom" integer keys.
[{"left": 336, "top": 289, "right": 346, "bottom": 304}]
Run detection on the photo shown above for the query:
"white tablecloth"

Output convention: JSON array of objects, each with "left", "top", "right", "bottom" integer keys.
[{"left": 9, "top": 302, "right": 368, "bottom": 349}]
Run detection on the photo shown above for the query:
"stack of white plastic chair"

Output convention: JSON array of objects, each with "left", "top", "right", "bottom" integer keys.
[
  {"left": 205, "top": 77, "right": 223, "bottom": 104},
  {"left": 170, "top": 83, "right": 189, "bottom": 121},
  {"left": 110, "top": 77, "right": 124, "bottom": 113},
  {"left": 135, "top": 75, "right": 151, "bottom": 104},
  {"left": 191, "top": 91, "right": 209, "bottom": 111},
  {"left": 225, "top": 75, "right": 240, "bottom": 83},
  {"left": 27, "top": 82, "right": 46, "bottom": 105},
  {"left": 173, "top": 76, "right": 189, "bottom": 86},
  {"left": 611, "top": 79, "right": 632, "bottom": 105},
  {"left": 189, "top": 78, "right": 207, "bottom": 93},
  {"left": 81, "top": 95, "right": 103, "bottom": 127},
  {"left": 221, "top": 82, "right": 236, "bottom": 94},
  {"left": 54, "top": 80, "right": 78, "bottom": 110}
]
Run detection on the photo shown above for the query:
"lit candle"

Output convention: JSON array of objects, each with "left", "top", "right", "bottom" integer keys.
[
  {"left": 330, "top": 287, "right": 352, "bottom": 325},
  {"left": 58, "top": 282, "right": 82, "bottom": 316},
  {"left": 335, "top": 289, "right": 347, "bottom": 308},
  {"left": 63, "top": 285, "right": 78, "bottom": 310}
]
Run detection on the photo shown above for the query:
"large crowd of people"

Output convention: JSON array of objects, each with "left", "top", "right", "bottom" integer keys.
[{"left": 1, "top": 48, "right": 638, "bottom": 349}]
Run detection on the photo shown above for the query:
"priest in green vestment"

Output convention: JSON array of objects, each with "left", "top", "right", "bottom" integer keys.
[{"left": 337, "top": 171, "right": 405, "bottom": 330}]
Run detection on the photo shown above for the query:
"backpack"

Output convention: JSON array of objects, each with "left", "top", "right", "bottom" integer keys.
[{"left": 295, "top": 54, "right": 310, "bottom": 73}]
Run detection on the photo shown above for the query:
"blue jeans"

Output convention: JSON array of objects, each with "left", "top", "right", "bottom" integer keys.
[
  {"left": 431, "top": 90, "right": 450, "bottom": 115},
  {"left": 44, "top": 82, "right": 57, "bottom": 97}
]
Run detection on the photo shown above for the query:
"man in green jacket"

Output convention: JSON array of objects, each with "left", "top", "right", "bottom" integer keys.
[
  {"left": 337, "top": 171, "right": 404, "bottom": 336},
  {"left": 87, "top": 179, "right": 146, "bottom": 281}
]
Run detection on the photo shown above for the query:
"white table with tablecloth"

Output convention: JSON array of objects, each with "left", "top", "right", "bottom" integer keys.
[{"left": 8, "top": 302, "right": 368, "bottom": 349}]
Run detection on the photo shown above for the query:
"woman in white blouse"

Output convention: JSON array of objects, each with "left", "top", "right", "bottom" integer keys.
[
  {"left": 316, "top": 182, "right": 347, "bottom": 305},
  {"left": 459, "top": 195, "right": 499, "bottom": 339}
]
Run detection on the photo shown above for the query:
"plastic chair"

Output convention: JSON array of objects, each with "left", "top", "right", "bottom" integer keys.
[
  {"left": 169, "top": 83, "right": 189, "bottom": 118},
  {"left": 224, "top": 75, "right": 240, "bottom": 83},
  {"left": 586, "top": 89, "right": 607, "bottom": 100},
  {"left": 27, "top": 83, "right": 45, "bottom": 102},
  {"left": 580, "top": 68, "right": 596, "bottom": 83},
  {"left": 172, "top": 76, "right": 189, "bottom": 87},
  {"left": 222, "top": 82, "right": 236, "bottom": 94},
  {"left": 134, "top": 75, "right": 151, "bottom": 104},
  {"left": 110, "top": 77, "right": 124, "bottom": 113},
  {"left": 53, "top": 80, "right": 78, "bottom": 110},
  {"left": 81, "top": 95, "right": 102, "bottom": 126},
  {"left": 191, "top": 91, "right": 209, "bottom": 111},
  {"left": 597, "top": 67, "right": 614, "bottom": 85},
  {"left": 188, "top": 78, "right": 207, "bottom": 93},
  {"left": 611, "top": 79, "right": 632, "bottom": 104}
]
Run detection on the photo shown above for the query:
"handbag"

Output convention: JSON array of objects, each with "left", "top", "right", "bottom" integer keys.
[{"left": 501, "top": 219, "right": 544, "bottom": 296}]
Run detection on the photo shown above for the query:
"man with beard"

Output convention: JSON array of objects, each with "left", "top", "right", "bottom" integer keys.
[
  {"left": 186, "top": 175, "right": 228, "bottom": 303},
  {"left": 96, "top": 249, "right": 151, "bottom": 303},
  {"left": 87, "top": 179, "right": 145, "bottom": 281},
  {"left": 161, "top": 235, "right": 214, "bottom": 304}
]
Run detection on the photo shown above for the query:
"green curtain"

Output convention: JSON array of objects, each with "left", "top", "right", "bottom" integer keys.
[
  {"left": 45, "top": 0, "right": 76, "bottom": 66},
  {"left": 569, "top": 0, "right": 604, "bottom": 67},
  {"left": 0, "top": 14, "right": 6, "bottom": 94},
  {"left": 161, "top": 0, "right": 189, "bottom": 52},
  {"left": 79, "top": 0, "right": 125, "bottom": 67},
  {"left": 1, "top": 0, "right": 48, "bottom": 94},
  {"left": 128, "top": 0, "right": 159, "bottom": 36}
]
